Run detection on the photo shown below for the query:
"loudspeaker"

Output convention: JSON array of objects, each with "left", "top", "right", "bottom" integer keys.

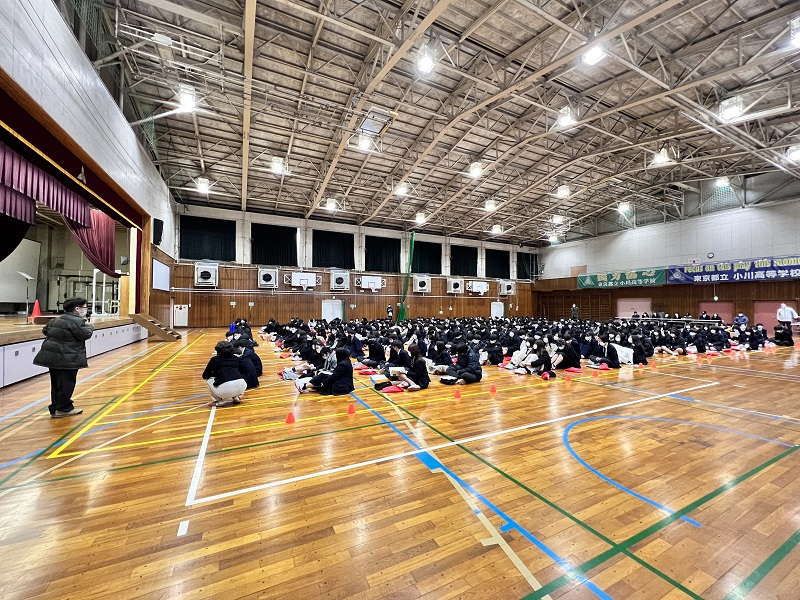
[{"left": 153, "top": 218, "right": 164, "bottom": 246}]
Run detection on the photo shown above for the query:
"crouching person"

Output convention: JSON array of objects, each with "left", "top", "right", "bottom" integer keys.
[{"left": 203, "top": 341, "right": 247, "bottom": 407}]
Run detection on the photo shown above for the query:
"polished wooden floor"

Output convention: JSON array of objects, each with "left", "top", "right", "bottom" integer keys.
[{"left": 0, "top": 331, "right": 799, "bottom": 599}]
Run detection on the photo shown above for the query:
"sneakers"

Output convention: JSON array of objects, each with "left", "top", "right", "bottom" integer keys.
[
  {"left": 514, "top": 367, "right": 528, "bottom": 375},
  {"left": 51, "top": 409, "right": 83, "bottom": 418},
  {"left": 407, "top": 383, "right": 421, "bottom": 391}
]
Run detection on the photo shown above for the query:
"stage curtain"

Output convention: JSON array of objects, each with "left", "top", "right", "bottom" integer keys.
[
  {"left": 411, "top": 241, "right": 441, "bottom": 274},
  {"left": 485, "top": 249, "right": 510, "bottom": 279},
  {"left": 517, "top": 252, "right": 538, "bottom": 279},
  {"left": 312, "top": 230, "right": 355, "bottom": 269},
  {"left": 0, "top": 213, "right": 30, "bottom": 263},
  {"left": 64, "top": 209, "right": 120, "bottom": 278},
  {"left": 251, "top": 223, "right": 298, "bottom": 266},
  {"left": 365, "top": 235, "right": 400, "bottom": 273},
  {"left": 179, "top": 215, "right": 236, "bottom": 261},
  {"left": 450, "top": 245, "right": 477, "bottom": 276}
]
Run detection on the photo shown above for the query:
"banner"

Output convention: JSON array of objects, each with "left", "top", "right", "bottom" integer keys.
[
  {"left": 667, "top": 256, "right": 800, "bottom": 284},
  {"left": 578, "top": 269, "right": 665, "bottom": 289}
]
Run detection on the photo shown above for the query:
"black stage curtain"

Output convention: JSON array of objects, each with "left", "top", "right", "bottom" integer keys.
[
  {"left": 450, "top": 245, "right": 478, "bottom": 277},
  {"left": 180, "top": 215, "right": 236, "bottom": 261},
  {"left": 365, "top": 235, "right": 400, "bottom": 273},
  {"left": 517, "top": 252, "right": 538, "bottom": 280},
  {"left": 411, "top": 240, "right": 441, "bottom": 274},
  {"left": 312, "top": 229, "right": 355, "bottom": 269},
  {"left": 0, "top": 214, "right": 30, "bottom": 263},
  {"left": 485, "top": 248, "right": 510, "bottom": 279},
  {"left": 251, "top": 223, "right": 298, "bottom": 266}
]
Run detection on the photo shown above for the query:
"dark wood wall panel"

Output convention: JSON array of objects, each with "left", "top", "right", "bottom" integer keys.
[
  {"left": 164, "top": 263, "right": 534, "bottom": 327},
  {"left": 535, "top": 276, "right": 800, "bottom": 321}
]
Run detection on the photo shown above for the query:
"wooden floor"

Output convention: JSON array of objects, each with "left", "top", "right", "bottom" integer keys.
[{"left": 0, "top": 330, "right": 799, "bottom": 599}]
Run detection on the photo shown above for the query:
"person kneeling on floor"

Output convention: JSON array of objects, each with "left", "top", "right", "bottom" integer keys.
[
  {"left": 297, "top": 347, "right": 355, "bottom": 396},
  {"left": 202, "top": 340, "right": 248, "bottom": 407}
]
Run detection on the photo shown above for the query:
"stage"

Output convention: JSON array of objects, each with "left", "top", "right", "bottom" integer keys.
[{"left": 0, "top": 314, "right": 136, "bottom": 346}]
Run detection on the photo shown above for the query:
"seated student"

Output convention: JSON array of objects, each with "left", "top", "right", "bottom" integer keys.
[
  {"left": 682, "top": 329, "right": 707, "bottom": 354},
  {"left": 202, "top": 341, "right": 247, "bottom": 407},
  {"left": 346, "top": 329, "right": 365, "bottom": 360},
  {"left": 396, "top": 344, "right": 431, "bottom": 391},
  {"left": 361, "top": 336, "right": 387, "bottom": 368},
  {"left": 286, "top": 338, "right": 325, "bottom": 377},
  {"left": 483, "top": 334, "right": 505, "bottom": 365},
  {"left": 517, "top": 340, "right": 554, "bottom": 377},
  {"left": 631, "top": 309, "right": 640, "bottom": 319},
  {"left": 505, "top": 336, "right": 534, "bottom": 370},
  {"left": 386, "top": 339, "right": 412, "bottom": 370},
  {"left": 772, "top": 324, "right": 794, "bottom": 346},
  {"left": 236, "top": 347, "right": 260, "bottom": 389},
  {"left": 579, "top": 332, "right": 599, "bottom": 359},
  {"left": 552, "top": 337, "right": 581, "bottom": 370},
  {"left": 442, "top": 343, "right": 482, "bottom": 385},
  {"left": 705, "top": 326, "right": 730, "bottom": 351},
  {"left": 587, "top": 335, "right": 621, "bottom": 368},
  {"left": 733, "top": 312, "right": 748, "bottom": 327},
  {"left": 748, "top": 325, "right": 768, "bottom": 350},
  {"left": 299, "top": 348, "right": 355, "bottom": 395},
  {"left": 629, "top": 335, "right": 648, "bottom": 366},
  {"left": 427, "top": 341, "right": 453, "bottom": 375}
]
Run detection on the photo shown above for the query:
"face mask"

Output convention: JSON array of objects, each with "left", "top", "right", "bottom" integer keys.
[{"left": 76, "top": 307, "right": 88, "bottom": 317}]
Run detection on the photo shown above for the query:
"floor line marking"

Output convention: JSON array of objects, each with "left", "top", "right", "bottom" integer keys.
[
  {"left": 722, "top": 528, "right": 800, "bottom": 600},
  {"left": 48, "top": 335, "right": 205, "bottom": 458},
  {"left": 668, "top": 394, "right": 800, "bottom": 425},
  {"left": 177, "top": 520, "right": 190, "bottom": 537},
  {"left": 185, "top": 406, "right": 216, "bottom": 506},
  {"left": 187, "top": 382, "right": 718, "bottom": 505}
]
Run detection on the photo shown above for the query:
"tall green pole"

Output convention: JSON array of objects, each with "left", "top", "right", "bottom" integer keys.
[{"left": 397, "top": 232, "right": 415, "bottom": 322}]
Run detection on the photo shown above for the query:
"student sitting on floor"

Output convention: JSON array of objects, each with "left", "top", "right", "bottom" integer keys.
[
  {"left": 395, "top": 344, "right": 431, "bottom": 391},
  {"left": 772, "top": 324, "right": 794, "bottom": 346},
  {"left": 587, "top": 335, "right": 621, "bottom": 369},
  {"left": 441, "top": 343, "right": 482, "bottom": 385},
  {"left": 202, "top": 341, "right": 248, "bottom": 407},
  {"left": 360, "top": 335, "right": 386, "bottom": 368},
  {"left": 518, "top": 340, "right": 555, "bottom": 377},
  {"left": 579, "top": 332, "right": 599, "bottom": 359},
  {"left": 629, "top": 335, "right": 648, "bottom": 366},
  {"left": 426, "top": 341, "right": 453, "bottom": 375},
  {"left": 297, "top": 348, "right": 355, "bottom": 395},
  {"left": 552, "top": 337, "right": 581, "bottom": 370}
]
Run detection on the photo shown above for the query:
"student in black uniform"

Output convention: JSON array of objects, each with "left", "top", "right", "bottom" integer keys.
[
  {"left": 396, "top": 344, "right": 431, "bottom": 391},
  {"left": 629, "top": 335, "right": 648, "bottom": 366},
  {"left": 587, "top": 335, "right": 621, "bottom": 368},
  {"left": 552, "top": 337, "right": 581, "bottom": 370},
  {"left": 300, "top": 348, "right": 355, "bottom": 395}
]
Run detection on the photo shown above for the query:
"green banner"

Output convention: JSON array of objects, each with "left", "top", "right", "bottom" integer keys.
[{"left": 578, "top": 268, "right": 665, "bottom": 289}]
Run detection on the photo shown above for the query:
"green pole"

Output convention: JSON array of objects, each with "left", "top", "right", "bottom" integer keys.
[{"left": 397, "top": 232, "right": 415, "bottom": 322}]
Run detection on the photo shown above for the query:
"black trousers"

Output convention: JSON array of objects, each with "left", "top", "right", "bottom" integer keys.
[{"left": 48, "top": 369, "right": 78, "bottom": 415}]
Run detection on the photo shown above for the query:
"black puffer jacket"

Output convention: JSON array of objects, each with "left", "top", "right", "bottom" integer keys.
[{"left": 33, "top": 314, "right": 94, "bottom": 369}]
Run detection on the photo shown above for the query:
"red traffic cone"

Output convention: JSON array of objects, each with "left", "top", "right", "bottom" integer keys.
[
  {"left": 347, "top": 403, "right": 356, "bottom": 415},
  {"left": 31, "top": 299, "right": 41, "bottom": 319},
  {"left": 638, "top": 363, "right": 643, "bottom": 370},
  {"left": 696, "top": 357, "right": 703, "bottom": 366},
  {"left": 706, "top": 357, "right": 713, "bottom": 364},
  {"left": 592, "top": 369, "right": 599, "bottom": 379},
  {"left": 565, "top": 374, "right": 571, "bottom": 382},
  {"left": 454, "top": 389, "right": 461, "bottom": 399},
  {"left": 541, "top": 372, "right": 550, "bottom": 381},
  {"left": 650, "top": 363, "right": 657, "bottom": 371},
  {"left": 490, "top": 384, "right": 497, "bottom": 395},
  {"left": 285, "top": 412, "right": 296, "bottom": 424}
]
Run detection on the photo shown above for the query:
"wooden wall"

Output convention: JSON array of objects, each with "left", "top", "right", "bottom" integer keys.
[
  {"left": 535, "top": 276, "right": 800, "bottom": 321},
  {"left": 158, "top": 261, "right": 535, "bottom": 327}
]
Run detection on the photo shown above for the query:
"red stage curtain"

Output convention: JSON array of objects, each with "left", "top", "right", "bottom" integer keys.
[{"left": 64, "top": 209, "right": 120, "bottom": 278}]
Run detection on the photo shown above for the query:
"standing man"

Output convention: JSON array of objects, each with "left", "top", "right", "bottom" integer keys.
[
  {"left": 387, "top": 304, "right": 394, "bottom": 320},
  {"left": 33, "top": 297, "right": 94, "bottom": 418},
  {"left": 571, "top": 304, "right": 580, "bottom": 319},
  {"left": 776, "top": 303, "right": 798, "bottom": 331}
]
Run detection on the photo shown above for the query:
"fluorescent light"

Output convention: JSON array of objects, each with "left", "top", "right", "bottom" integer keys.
[
  {"left": 791, "top": 17, "right": 800, "bottom": 47},
  {"left": 395, "top": 182, "right": 409, "bottom": 196},
  {"left": 651, "top": 147, "right": 673, "bottom": 166},
  {"left": 357, "top": 132, "right": 373, "bottom": 151},
  {"left": 719, "top": 96, "right": 744, "bottom": 121},
  {"left": 715, "top": 176, "right": 730, "bottom": 188},
  {"left": 152, "top": 33, "right": 173, "bottom": 47},
  {"left": 581, "top": 46, "right": 606, "bottom": 66},
  {"left": 195, "top": 177, "right": 209, "bottom": 193},
  {"left": 491, "top": 224, "right": 502, "bottom": 234},
  {"left": 556, "top": 184, "right": 570, "bottom": 198},
  {"left": 469, "top": 161, "right": 484, "bottom": 178},
  {"left": 484, "top": 199, "right": 496, "bottom": 212},
  {"left": 415, "top": 212, "right": 425, "bottom": 224},
  {"left": 325, "top": 198, "right": 337, "bottom": 211},
  {"left": 178, "top": 84, "right": 196, "bottom": 112},
  {"left": 557, "top": 106, "right": 577, "bottom": 127},
  {"left": 417, "top": 46, "right": 435, "bottom": 73},
  {"left": 271, "top": 156, "right": 286, "bottom": 174},
  {"left": 548, "top": 234, "right": 559, "bottom": 243},
  {"left": 787, "top": 144, "right": 800, "bottom": 161},
  {"left": 552, "top": 214, "right": 564, "bottom": 225},
  {"left": 618, "top": 201, "right": 631, "bottom": 213}
]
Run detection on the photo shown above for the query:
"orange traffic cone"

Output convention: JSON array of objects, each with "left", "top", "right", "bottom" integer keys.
[
  {"left": 541, "top": 372, "right": 550, "bottom": 381},
  {"left": 285, "top": 412, "right": 296, "bottom": 424},
  {"left": 706, "top": 357, "right": 713, "bottom": 365},
  {"left": 638, "top": 363, "right": 643, "bottom": 370},
  {"left": 650, "top": 363, "right": 657, "bottom": 371},
  {"left": 490, "top": 384, "right": 497, "bottom": 395},
  {"left": 347, "top": 403, "right": 356, "bottom": 415},
  {"left": 31, "top": 299, "right": 41, "bottom": 319},
  {"left": 592, "top": 369, "right": 599, "bottom": 379},
  {"left": 454, "top": 389, "right": 461, "bottom": 399},
  {"left": 696, "top": 357, "right": 703, "bottom": 366}
]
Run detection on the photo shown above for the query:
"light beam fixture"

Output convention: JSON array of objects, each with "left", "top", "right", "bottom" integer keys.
[
  {"left": 415, "top": 212, "right": 426, "bottom": 224},
  {"left": 395, "top": 181, "right": 409, "bottom": 196},
  {"left": 556, "top": 184, "right": 570, "bottom": 198},
  {"left": 548, "top": 233, "right": 559, "bottom": 243},
  {"left": 271, "top": 156, "right": 286, "bottom": 174},
  {"left": 718, "top": 96, "right": 744, "bottom": 121},
  {"left": 618, "top": 201, "right": 631, "bottom": 213},
  {"left": 491, "top": 224, "right": 502, "bottom": 234},
  {"left": 787, "top": 144, "right": 800, "bottom": 161},
  {"left": 552, "top": 214, "right": 565, "bottom": 225},
  {"left": 581, "top": 46, "right": 606, "bottom": 66},
  {"left": 417, "top": 45, "right": 435, "bottom": 73},
  {"left": 557, "top": 106, "right": 577, "bottom": 127},
  {"left": 484, "top": 198, "right": 497, "bottom": 212},
  {"left": 325, "top": 197, "right": 337, "bottom": 211},
  {"left": 791, "top": 17, "right": 800, "bottom": 47},
  {"left": 357, "top": 132, "right": 373, "bottom": 151},
  {"left": 651, "top": 147, "right": 674, "bottom": 166},
  {"left": 178, "top": 84, "right": 196, "bottom": 113},
  {"left": 195, "top": 177, "right": 209, "bottom": 194},
  {"left": 469, "top": 160, "right": 484, "bottom": 178},
  {"left": 715, "top": 176, "right": 730, "bottom": 187}
]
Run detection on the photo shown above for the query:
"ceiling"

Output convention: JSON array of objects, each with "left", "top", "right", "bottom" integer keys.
[{"left": 87, "top": 0, "right": 800, "bottom": 245}]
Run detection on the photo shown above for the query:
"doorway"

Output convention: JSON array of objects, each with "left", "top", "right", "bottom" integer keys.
[
  {"left": 321, "top": 299, "right": 344, "bottom": 321},
  {"left": 753, "top": 300, "right": 798, "bottom": 330},
  {"left": 698, "top": 301, "right": 733, "bottom": 324},
  {"left": 616, "top": 298, "right": 652, "bottom": 318}
]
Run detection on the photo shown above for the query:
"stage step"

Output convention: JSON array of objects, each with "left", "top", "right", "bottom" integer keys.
[{"left": 131, "top": 313, "right": 181, "bottom": 341}]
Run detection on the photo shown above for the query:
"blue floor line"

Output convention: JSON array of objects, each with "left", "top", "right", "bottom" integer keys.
[{"left": 350, "top": 391, "right": 613, "bottom": 600}]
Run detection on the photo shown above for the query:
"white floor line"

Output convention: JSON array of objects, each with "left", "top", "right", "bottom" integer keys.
[
  {"left": 177, "top": 520, "right": 190, "bottom": 536},
  {"left": 187, "top": 382, "right": 718, "bottom": 505},
  {"left": 185, "top": 406, "right": 216, "bottom": 506},
  {"left": 0, "top": 403, "right": 204, "bottom": 500},
  {"left": 707, "top": 364, "right": 800, "bottom": 380}
]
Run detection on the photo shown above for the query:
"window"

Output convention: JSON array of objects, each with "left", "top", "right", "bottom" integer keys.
[
  {"left": 179, "top": 215, "right": 235, "bottom": 261},
  {"left": 450, "top": 245, "right": 478, "bottom": 277}
]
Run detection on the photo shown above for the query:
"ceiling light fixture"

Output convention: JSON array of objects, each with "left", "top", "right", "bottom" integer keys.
[
  {"left": 325, "top": 197, "right": 337, "bottom": 211},
  {"left": 556, "top": 184, "right": 570, "bottom": 198},
  {"left": 469, "top": 161, "right": 484, "bottom": 178},
  {"left": 791, "top": 17, "right": 800, "bottom": 47},
  {"left": 357, "top": 132, "right": 373, "bottom": 151},
  {"left": 617, "top": 201, "right": 631, "bottom": 213},
  {"left": 651, "top": 147, "right": 673, "bottom": 166},
  {"left": 415, "top": 212, "right": 426, "bottom": 224},
  {"left": 581, "top": 45, "right": 606, "bottom": 66},
  {"left": 491, "top": 224, "right": 502, "bottom": 234},
  {"left": 718, "top": 96, "right": 744, "bottom": 121},
  {"left": 715, "top": 176, "right": 730, "bottom": 188},
  {"left": 178, "top": 84, "right": 196, "bottom": 113},
  {"left": 548, "top": 233, "right": 559, "bottom": 243},
  {"left": 557, "top": 106, "right": 577, "bottom": 127},
  {"left": 484, "top": 198, "right": 497, "bottom": 212},
  {"left": 195, "top": 177, "right": 209, "bottom": 194},
  {"left": 395, "top": 182, "right": 409, "bottom": 196},
  {"left": 552, "top": 214, "right": 565, "bottom": 225},
  {"left": 787, "top": 144, "right": 800, "bottom": 161},
  {"left": 271, "top": 156, "right": 286, "bottom": 174},
  {"left": 417, "top": 45, "right": 435, "bottom": 73}
]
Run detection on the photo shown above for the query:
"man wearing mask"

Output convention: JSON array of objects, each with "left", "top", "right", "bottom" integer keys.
[
  {"left": 776, "top": 303, "right": 798, "bottom": 331},
  {"left": 34, "top": 297, "right": 94, "bottom": 418}
]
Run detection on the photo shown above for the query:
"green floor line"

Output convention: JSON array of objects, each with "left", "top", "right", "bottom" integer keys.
[
  {"left": 370, "top": 389, "right": 703, "bottom": 600},
  {"left": 523, "top": 445, "right": 800, "bottom": 599},
  {"left": 723, "top": 529, "right": 800, "bottom": 600}
]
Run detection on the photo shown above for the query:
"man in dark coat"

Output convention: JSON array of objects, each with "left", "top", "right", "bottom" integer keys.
[{"left": 33, "top": 297, "right": 94, "bottom": 418}]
